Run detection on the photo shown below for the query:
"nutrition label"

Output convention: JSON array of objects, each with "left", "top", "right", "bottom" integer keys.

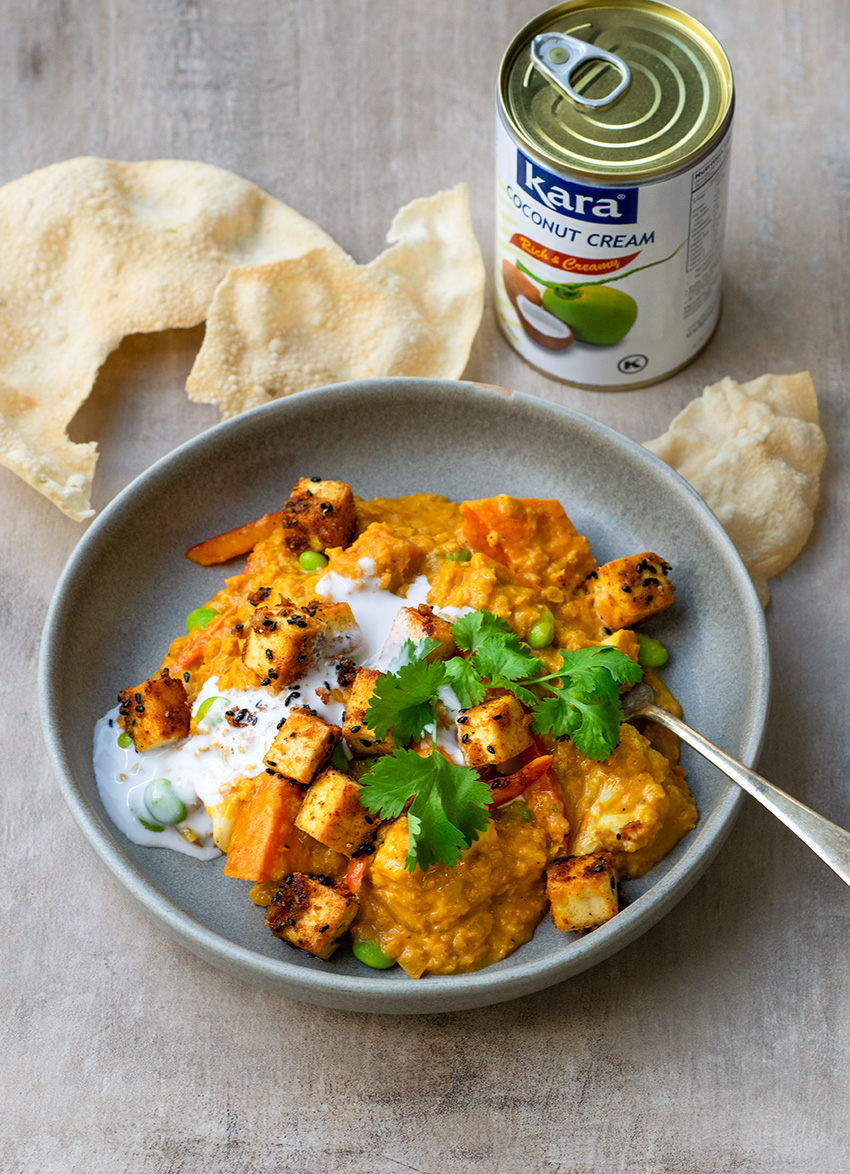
[{"left": 684, "top": 137, "right": 732, "bottom": 320}]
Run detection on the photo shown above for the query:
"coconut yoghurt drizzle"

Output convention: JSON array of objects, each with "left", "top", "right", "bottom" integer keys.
[{"left": 93, "top": 560, "right": 466, "bottom": 858}]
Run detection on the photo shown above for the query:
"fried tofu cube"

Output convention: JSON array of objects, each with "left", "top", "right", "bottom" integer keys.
[
  {"left": 311, "top": 600, "right": 362, "bottom": 659},
  {"left": 589, "top": 553, "right": 675, "bottom": 629},
  {"left": 241, "top": 604, "right": 326, "bottom": 691},
  {"left": 294, "top": 767, "right": 377, "bottom": 856},
  {"left": 378, "top": 604, "right": 457, "bottom": 669},
  {"left": 281, "top": 477, "right": 356, "bottom": 553},
  {"left": 546, "top": 851, "right": 619, "bottom": 933},
  {"left": 117, "top": 671, "right": 191, "bottom": 751},
  {"left": 264, "top": 708, "right": 342, "bottom": 786},
  {"left": 456, "top": 693, "right": 532, "bottom": 767},
  {"left": 343, "top": 667, "right": 394, "bottom": 756},
  {"left": 265, "top": 872, "right": 358, "bottom": 959}
]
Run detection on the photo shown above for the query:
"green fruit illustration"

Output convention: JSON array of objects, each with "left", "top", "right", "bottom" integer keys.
[{"left": 541, "top": 284, "right": 638, "bottom": 346}]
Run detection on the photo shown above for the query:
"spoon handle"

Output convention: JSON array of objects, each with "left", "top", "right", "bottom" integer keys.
[{"left": 638, "top": 703, "right": 850, "bottom": 888}]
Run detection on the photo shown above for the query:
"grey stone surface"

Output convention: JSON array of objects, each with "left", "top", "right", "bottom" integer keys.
[{"left": 2, "top": 1, "right": 849, "bottom": 1170}]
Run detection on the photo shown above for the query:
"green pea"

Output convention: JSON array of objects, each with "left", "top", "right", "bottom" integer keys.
[
  {"left": 636, "top": 632, "right": 669, "bottom": 668},
  {"left": 137, "top": 817, "right": 165, "bottom": 833},
  {"left": 527, "top": 606, "right": 555, "bottom": 649},
  {"left": 299, "top": 550, "right": 329, "bottom": 572},
  {"left": 117, "top": 731, "right": 133, "bottom": 749},
  {"left": 196, "top": 695, "right": 229, "bottom": 726},
  {"left": 352, "top": 939, "right": 396, "bottom": 970},
  {"left": 144, "top": 778, "right": 187, "bottom": 826},
  {"left": 185, "top": 606, "right": 217, "bottom": 633},
  {"left": 444, "top": 548, "right": 471, "bottom": 562}
]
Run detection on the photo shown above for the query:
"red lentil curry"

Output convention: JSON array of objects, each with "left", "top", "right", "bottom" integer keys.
[{"left": 112, "top": 478, "right": 697, "bottom": 979}]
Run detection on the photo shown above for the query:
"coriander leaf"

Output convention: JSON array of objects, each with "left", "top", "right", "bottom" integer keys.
[
  {"left": 565, "top": 696, "right": 624, "bottom": 761},
  {"left": 562, "top": 644, "right": 643, "bottom": 688},
  {"left": 451, "top": 609, "right": 513, "bottom": 654},
  {"left": 530, "top": 693, "right": 581, "bottom": 741},
  {"left": 365, "top": 658, "right": 447, "bottom": 744},
  {"left": 385, "top": 635, "right": 440, "bottom": 673},
  {"left": 443, "top": 655, "right": 487, "bottom": 709},
  {"left": 474, "top": 637, "right": 542, "bottom": 686},
  {"left": 528, "top": 646, "right": 642, "bottom": 761},
  {"left": 450, "top": 608, "right": 541, "bottom": 684},
  {"left": 358, "top": 749, "right": 491, "bottom": 872}
]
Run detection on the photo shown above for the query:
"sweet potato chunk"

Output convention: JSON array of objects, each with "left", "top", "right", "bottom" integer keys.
[
  {"left": 461, "top": 496, "right": 595, "bottom": 594},
  {"left": 326, "top": 522, "right": 426, "bottom": 593},
  {"left": 223, "top": 775, "right": 303, "bottom": 882}
]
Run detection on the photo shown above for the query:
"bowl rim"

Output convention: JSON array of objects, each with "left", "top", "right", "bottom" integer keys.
[{"left": 39, "top": 377, "right": 769, "bottom": 1013}]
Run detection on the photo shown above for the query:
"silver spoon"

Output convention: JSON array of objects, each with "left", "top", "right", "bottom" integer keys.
[{"left": 622, "top": 683, "right": 850, "bottom": 888}]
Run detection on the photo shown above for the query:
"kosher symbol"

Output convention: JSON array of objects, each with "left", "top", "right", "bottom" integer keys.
[{"left": 617, "top": 354, "right": 648, "bottom": 374}]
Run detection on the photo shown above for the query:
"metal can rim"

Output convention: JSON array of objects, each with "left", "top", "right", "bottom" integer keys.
[{"left": 498, "top": 0, "right": 734, "bottom": 184}]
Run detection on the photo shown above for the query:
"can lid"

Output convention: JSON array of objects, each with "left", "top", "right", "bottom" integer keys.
[{"left": 500, "top": 0, "right": 734, "bottom": 180}]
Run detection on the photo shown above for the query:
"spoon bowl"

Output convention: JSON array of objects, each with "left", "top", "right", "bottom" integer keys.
[{"left": 623, "top": 684, "right": 850, "bottom": 889}]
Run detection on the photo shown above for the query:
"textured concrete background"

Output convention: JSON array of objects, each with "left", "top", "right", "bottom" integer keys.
[{"left": 2, "top": 1, "right": 849, "bottom": 1171}]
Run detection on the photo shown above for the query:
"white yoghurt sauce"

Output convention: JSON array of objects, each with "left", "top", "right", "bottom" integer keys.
[{"left": 93, "top": 560, "right": 468, "bottom": 859}]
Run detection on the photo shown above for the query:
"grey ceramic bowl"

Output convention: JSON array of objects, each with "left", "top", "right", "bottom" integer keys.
[{"left": 40, "top": 378, "right": 769, "bottom": 1014}]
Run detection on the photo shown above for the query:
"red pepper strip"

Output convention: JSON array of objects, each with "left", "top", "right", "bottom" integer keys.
[
  {"left": 173, "top": 605, "right": 239, "bottom": 670},
  {"left": 488, "top": 754, "right": 553, "bottom": 809},
  {"left": 523, "top": 736, "right": 548, "bottom": 765},
  {"left": 520, "top": 737, "right": 571, "bottom": 846},
  {"left": 345, "top": 857, "right": 369, "bottom": 893},
  {"left": 184, "top": 509, "right": 284, "bottom": 566}
]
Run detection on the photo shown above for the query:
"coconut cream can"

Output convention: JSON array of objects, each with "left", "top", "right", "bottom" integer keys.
[{"left": 496, "top": 1, "right": 734, "bottom": 389}]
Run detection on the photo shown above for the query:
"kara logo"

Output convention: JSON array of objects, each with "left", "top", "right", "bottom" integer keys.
[{"left": 517, "top": 153, "right": 638, "bottom": 224}]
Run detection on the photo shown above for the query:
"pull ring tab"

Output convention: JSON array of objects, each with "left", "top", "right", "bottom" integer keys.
[{"left": 531, "top": 32, "right": 631, "bottom": 110}]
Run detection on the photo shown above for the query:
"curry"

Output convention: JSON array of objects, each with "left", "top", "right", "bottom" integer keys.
[{"left": 96, "top": 478, "right": 697, "bottom": 978}]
